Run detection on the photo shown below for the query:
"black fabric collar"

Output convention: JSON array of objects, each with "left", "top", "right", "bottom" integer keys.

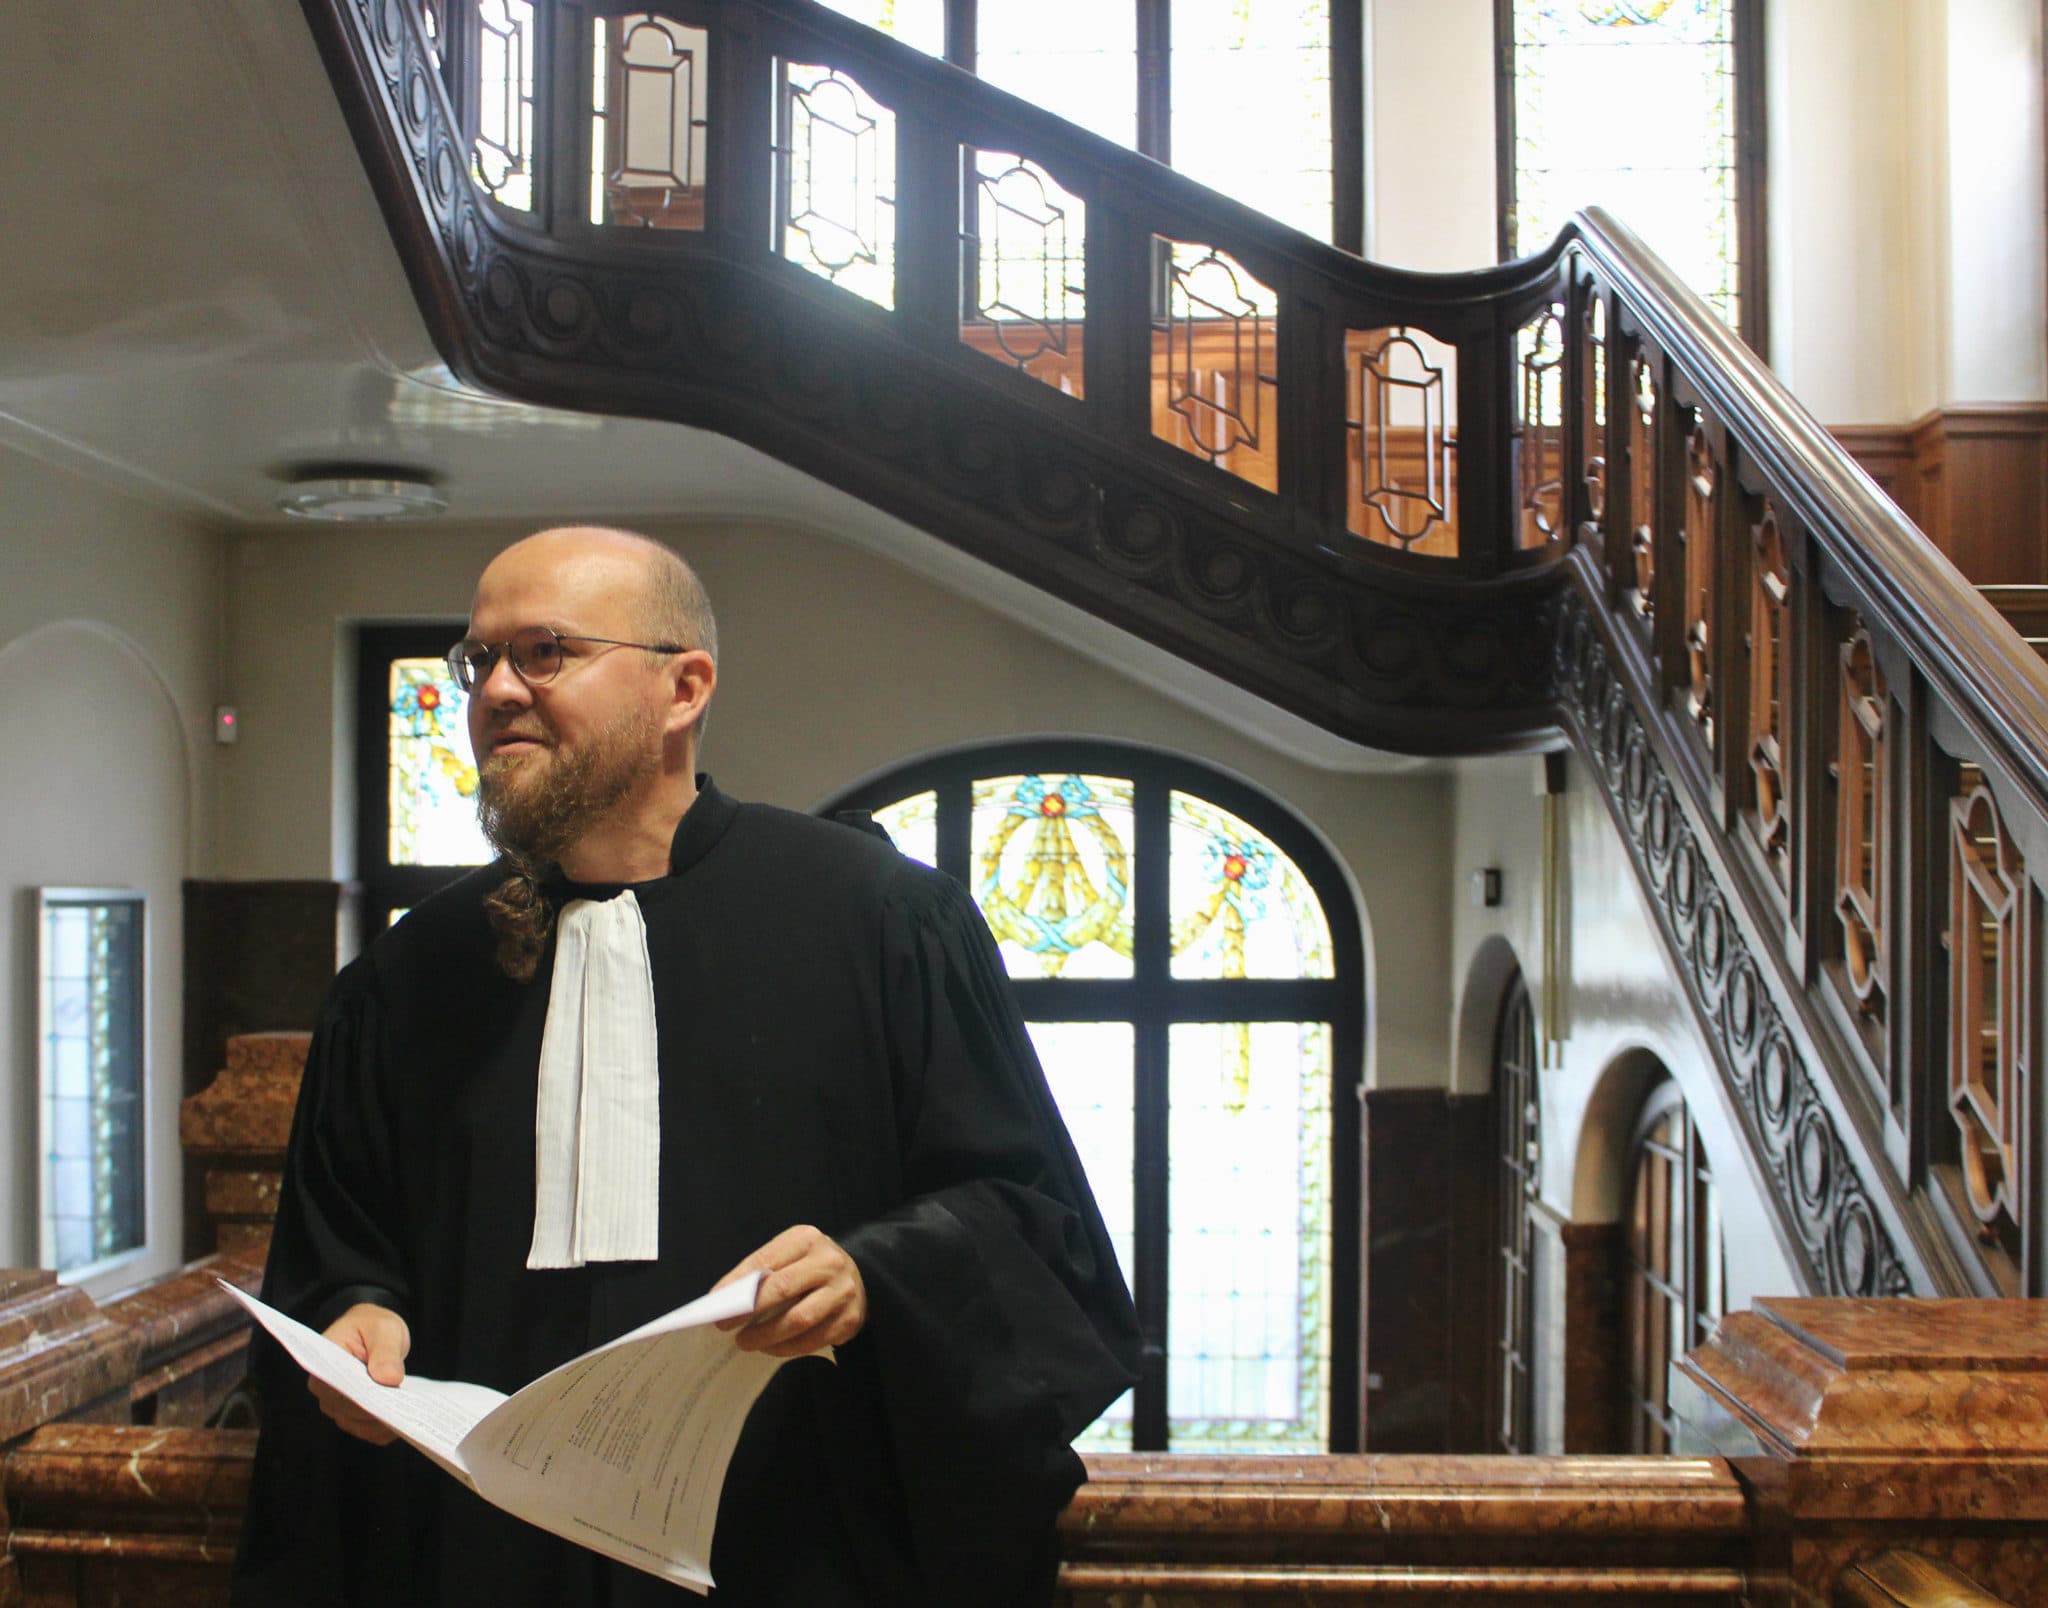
[
  {"left": 668, "top": 774, "right": 739, "bottom": 875},
  {"left": 539, "top": 775, "right": 739, "bottom": 903}
]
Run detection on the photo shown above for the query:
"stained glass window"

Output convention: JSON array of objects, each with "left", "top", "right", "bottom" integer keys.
[
  {"left": 1168, "top": 1021, "right": 1330, "bottom": 1450},
  {"left": 1170, "top": 791, "right": 1333, "bottom": 979},
  {"left": 1170, "top": 0, "right": 1332, "bottom": 242},
  {"left": 871, "top": 789, "right": 938, "bottom": 867},
  {"left": 841, "top": 743, "right": 1361, "bottom": 1454},
  {"left": 39, "top": 890, "right": 145, "bottom": 1274},
  {"left": 810, "top": 0, "right": 945, "bottom": 57},
  {"left": 389, "top": 657, "right": 490, "bottom": 867},
  {"left": 972, "top": 774, "right": 1135, "bottom": 979},
  {"left": 1028, "top": 1020, "right": 1137, "bottom": 1449},
  {"left": 979, "top": 1, "right": 1139, "bottom": 149},
  {"left": 1507, "top": 1, "right": 1742, "bottom": 327}
]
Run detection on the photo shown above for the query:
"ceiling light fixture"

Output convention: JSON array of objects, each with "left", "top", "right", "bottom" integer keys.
[{"left": 275, "top": 472, "right": 447, "bottom": 522}]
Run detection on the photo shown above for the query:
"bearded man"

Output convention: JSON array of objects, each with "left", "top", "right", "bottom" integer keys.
[{"left": 233, "top": 526, "right": 1140, "bottom": 1607}]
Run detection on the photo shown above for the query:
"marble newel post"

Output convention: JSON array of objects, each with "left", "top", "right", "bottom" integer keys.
[
  {"left": 0, "top": 1032, "right": 307, "bottom": 1607},
  {"left": 1673, "top": 1297, "right": 2048, "bottom": 1606}
]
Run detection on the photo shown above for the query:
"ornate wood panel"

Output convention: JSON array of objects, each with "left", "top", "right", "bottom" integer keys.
[
  {"left": 1557, "top": 579, "right": 1915, "bottom": 1299},
  {"left": 299, "top": 0, "right": 1572, "bottom": 755}
]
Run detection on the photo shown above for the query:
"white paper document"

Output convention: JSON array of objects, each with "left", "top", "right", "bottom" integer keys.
[{"left": 223, "top": 1274, "right": 799, "bottom": 1593}]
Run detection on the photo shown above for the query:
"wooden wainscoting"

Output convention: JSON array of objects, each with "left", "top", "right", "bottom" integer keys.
[{"left": 1834, "top": 405, "right": 2048, "bottom": 585}]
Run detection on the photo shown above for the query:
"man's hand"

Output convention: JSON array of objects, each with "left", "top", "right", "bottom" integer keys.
[
  {"left": 712, "top": 1225, "right": 867, "bottom": 1357},
  {"left": 311, "top": 1302, "right": 411, "bottom": 1444}
]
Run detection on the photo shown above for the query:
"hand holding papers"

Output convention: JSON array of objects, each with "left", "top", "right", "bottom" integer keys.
[{"left": 223, "top": 1275, "right": 815, "bottom": 1594}]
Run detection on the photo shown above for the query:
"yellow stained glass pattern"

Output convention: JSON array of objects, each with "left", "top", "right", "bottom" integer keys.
[
  {"left": 1169, "top": 792, "right": 1333, "bottom": 980},
  {"left": 870, "top": 790, "right": 937, "bottom": 867},
  {"left": 972, "top": 775, "right": 1135, "bottom": 979}
]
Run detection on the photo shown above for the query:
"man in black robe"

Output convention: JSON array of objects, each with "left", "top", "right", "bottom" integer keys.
[{"left": 233, "top": 526, "right": 1141, "bottom": 1606}]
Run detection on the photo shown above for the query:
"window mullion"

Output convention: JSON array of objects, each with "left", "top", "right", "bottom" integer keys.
[
  {"left": 1132, "top": 1014, "right": 1170, "bottom": 1450},
  {"left": 1136, "top": 0, "right": 1169, "bottom": 165},
  {"left": 1132, "top": 773, "right": 1171, "bottom": 1449}
]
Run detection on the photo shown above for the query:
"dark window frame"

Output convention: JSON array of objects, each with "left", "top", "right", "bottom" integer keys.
[
  {"left": 1494, "top": 0, "right": 1769, "bottom": 357},
  {"left": 1489, "top": 969, "right": 1539, "bottom": 1454},
  {"left": 355, "top": 621, "right": 489, "bottom": 932},
  {"left": 825, "top": 737, "right": 1366, "bottom": 1452},
  {"left": 1621, "top": 1077, "right": 1724, "bottom": 1453}
]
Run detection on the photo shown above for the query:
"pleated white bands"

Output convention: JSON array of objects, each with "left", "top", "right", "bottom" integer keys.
[{"left": 527, "top": 891, "right": 661, "bottom": 1269}]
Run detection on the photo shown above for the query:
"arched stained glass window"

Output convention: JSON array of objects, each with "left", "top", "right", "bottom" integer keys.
[
  {"left": 829, "top": 741, "right": 1364, "bottom": 1454},
  {"left": 1501, "top": 0, "right": 1763, "bottom": 341}
]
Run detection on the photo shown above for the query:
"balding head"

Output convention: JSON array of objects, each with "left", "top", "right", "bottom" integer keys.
[{"left": 477, "top": 526, "right": 717, "bottom": 663}]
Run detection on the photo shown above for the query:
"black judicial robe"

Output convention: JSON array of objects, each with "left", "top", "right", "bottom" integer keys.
[{"left": 232, "top": 779, "right": 1140, "bottom": 1607}]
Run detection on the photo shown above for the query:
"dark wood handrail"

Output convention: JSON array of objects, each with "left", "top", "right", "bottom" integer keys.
[{"left": 1563, "top": 206, "right": 2048, "bottom": 824}]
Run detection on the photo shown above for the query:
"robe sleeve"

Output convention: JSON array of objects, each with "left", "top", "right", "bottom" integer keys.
[
  {"left": 232, "top": 961, "right": 416, "bottom": 1607},
  {"left": 838, "top": 870, "right": 1143, "bottom": 1607}
]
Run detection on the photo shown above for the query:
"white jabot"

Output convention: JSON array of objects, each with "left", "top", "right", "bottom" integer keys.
[{"left": 526, "top": 890, "right": 661, "bottom": 1269}]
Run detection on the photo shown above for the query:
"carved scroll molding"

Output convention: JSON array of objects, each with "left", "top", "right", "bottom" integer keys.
[
  {"left": 1555, "top": 576, "right": 1918, "bottom": 1299},
  {"left": 306, "top": 0, "right": 1564, "bottom": 754}
]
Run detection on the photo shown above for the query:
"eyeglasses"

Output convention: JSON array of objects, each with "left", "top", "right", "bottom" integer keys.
[{"left": 445, "top": 625, "right": 688, "bottom": 692}]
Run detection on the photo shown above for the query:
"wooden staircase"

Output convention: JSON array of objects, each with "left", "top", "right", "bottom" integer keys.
[{"left": 293, "top": 0, "right": 2048, "bottom": 1313}]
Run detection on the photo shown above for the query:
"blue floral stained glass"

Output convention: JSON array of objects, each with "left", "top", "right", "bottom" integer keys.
[
  {"left": 1169, "top": 791, "right": 1332, "bottom": 981},
  {"left": 1170, "top": 0, "right": 1332, "bottom": 242},
  {"left": 389, "top": 658, "right": 490, "bottom": 866},
  {"left": 971, "top": 775, "right": 1135, "bottom": 979},
  {"left": 1510, "top": 0, "right": 1740, "bottom": 326},
  {"left": 1168, "top": 1021, "right": 1331, "bottom": 1451}
]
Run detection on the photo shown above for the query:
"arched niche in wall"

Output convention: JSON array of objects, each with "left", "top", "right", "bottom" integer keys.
[
  {"left": 1452, "top": 932, "right": 1523, "bottom": 1098},
  {"left": 0, "top": 619, "right": 194, "bottom": 1285}
]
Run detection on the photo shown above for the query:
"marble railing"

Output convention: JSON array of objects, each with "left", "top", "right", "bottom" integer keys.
[
  {"left": 0, "top": 1033, "right": 302, "bottom": 1607},
  {"left": 5, "top": 1027, "right": 2046, "bottom": 1606},
  {"left": 1058, "top": 1453, "right": 1748, "bottom": 1604}
]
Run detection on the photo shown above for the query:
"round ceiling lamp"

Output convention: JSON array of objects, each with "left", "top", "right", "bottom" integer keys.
[{"left": 275, "top": 472, "right": 447, "bottom": 522}]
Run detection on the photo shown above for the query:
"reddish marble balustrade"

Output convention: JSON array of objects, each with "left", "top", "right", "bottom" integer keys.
[
  {"left": 0, "top": 1033, "right": 303, "bottom": 1607},
  {"left": 1674, "top": 1297, "right": 2048, "bottom": 1607},
  {"left": 178, "top": 1032, "right": 307, "bottom": 1257},
  {"left": 1058, "top": 1453, "right": 1749, "bottom": 1605}
]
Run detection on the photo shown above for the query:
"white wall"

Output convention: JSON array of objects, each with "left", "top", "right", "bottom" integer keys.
[
  {"left": 1367, "top": 0, "right": 1498, "bottom": 272},
  {"left": 0, "top": 446, "right": 221, "bottom": 1292},
  {"left": 1943, "top": 0, "right": 2048, "bottom": 403},
  {"left": 219, "top": 517, "right": 1457, "bottom": 1090}
]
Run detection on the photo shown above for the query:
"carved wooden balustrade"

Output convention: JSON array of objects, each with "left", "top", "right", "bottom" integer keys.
[
  {"left": 1551, "top": 215, "right": 2048, "bottom": 1306},
  {"left": 297, "top": 0, "right": 2048, "bottom": 1311},
  {"left": 302, "top": 0, "right": 1571, "bottom": 756}
]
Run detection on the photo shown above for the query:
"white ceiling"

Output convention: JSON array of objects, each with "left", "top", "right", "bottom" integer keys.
[{"left": 0, "top": 0, "right": 1424, "bottom": 774}]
